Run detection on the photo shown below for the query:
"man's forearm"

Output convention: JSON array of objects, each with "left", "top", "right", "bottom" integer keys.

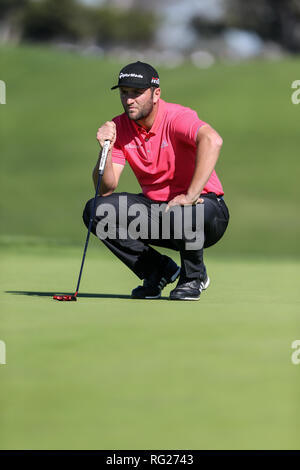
[
  {"left": 186, "top": 129, "right": 223, "bottom": 203},
  {"left": 93, "top": 148, "right": 117, "bottom": 196}
]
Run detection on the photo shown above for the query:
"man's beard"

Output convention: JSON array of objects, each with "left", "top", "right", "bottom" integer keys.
[{"left": 124, "top": 99, "right": 154, "bottom": 121}]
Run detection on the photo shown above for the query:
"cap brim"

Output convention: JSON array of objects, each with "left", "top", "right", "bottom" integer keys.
[{"left": 111, "top": 82, "right": 151, "bottom": 91}]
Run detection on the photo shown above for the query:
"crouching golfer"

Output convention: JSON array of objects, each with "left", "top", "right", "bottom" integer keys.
[{"left": 83, "top": 61, "right": 229, "bottom": 300}]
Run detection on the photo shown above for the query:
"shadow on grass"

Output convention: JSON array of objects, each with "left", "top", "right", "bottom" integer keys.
[{"left": 5, "top": 291, "right": 168, "bottom": 300}]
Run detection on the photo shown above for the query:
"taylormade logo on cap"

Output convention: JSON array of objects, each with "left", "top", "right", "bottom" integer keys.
[
  {"left": 111, "top": 61, "right": 160, "bottom": 90},
  {"left": 119, "top": 73, "right": 144, "bottom": 79}
]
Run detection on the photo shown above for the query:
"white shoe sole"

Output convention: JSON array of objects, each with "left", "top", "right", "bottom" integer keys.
[
  {"left": 178, "top": 296, "right": 201, "bottom": 301},
  {"left": 144, "top": 293, "right": 161, "bottom": 299}
]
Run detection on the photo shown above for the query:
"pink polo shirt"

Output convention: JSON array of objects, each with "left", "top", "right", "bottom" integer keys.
[{"left": 111, "top": 99, "right": 224, "bottom": 201}]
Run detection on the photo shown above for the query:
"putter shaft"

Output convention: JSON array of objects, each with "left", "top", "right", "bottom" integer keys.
[{"left": 53, "top": 140, "right": 110, "bottom": 302}]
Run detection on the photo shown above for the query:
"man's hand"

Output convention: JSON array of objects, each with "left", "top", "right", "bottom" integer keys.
[
  {"left": 165, "top": 194, "right": 204, "bottom": 212},
  {"left": 96, "top": 121, "right": 116, "bottom": 150}
]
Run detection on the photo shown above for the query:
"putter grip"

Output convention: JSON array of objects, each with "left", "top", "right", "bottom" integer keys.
[{"left": 99, "top": 139, "right": 110, "bottom": 174}]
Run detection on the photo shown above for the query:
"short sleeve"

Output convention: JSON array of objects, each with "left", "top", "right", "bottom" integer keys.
[
  {"left": 111, "top": 140, "right": 126, "bottom": 166},
  {"left": 171, "top": 109, "right": 207, "bottom": 145}
]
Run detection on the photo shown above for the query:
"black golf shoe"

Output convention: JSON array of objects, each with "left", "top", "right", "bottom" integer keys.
[
  {"left": 169, "top": 275, "right": 210, "bottom": 301},
  {"left": 131, "top": 256, "right": 181, "bottom": 299}
]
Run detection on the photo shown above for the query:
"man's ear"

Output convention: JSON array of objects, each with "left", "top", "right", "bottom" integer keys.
[{"left": 153, "top": 87, "right": 161, "bottom": 104}]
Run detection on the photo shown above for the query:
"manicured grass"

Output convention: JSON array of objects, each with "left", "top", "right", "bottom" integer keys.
[{"left": 0, "top": 244, "right": 299, "bottom": 449}]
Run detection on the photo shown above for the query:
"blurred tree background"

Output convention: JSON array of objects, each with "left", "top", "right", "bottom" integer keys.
[
  {"left": 0, "top": 0, "right": 300, "bottom": 55},
  {"left": 0, "top": 0, "right": 158, "bottom": 47},
  {"left": 225, "top": 0, "right": 300, "bottom": 52}
]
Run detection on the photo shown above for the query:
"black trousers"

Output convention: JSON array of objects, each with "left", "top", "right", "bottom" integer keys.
[{"left": 83, "top": 192, "right": 229, "bottom": 282}]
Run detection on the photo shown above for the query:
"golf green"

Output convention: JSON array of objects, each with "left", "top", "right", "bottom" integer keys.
[{"left": 1, "top": 244, "right": 299, "bottom": 449}]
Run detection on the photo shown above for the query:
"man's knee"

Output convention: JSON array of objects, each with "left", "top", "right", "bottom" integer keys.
[
  {"left": 82, "top": 193, "right": 121, "bottom": 229},
  {"left": 82, "top": 198, "right": 94, "bottom": 228}
]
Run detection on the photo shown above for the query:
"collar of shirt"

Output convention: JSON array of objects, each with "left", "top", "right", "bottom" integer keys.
[{"left": 131, "top": 99, "right": 166, "bottom": 139}]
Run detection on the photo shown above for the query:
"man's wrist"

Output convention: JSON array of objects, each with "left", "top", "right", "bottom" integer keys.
[{"left": 186, "top": 190, "right": 201, "bottom": 204}]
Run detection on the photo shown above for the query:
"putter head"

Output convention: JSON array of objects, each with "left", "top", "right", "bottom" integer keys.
[{"left": 53, "top": 294, "right": 77, "bottom": 301}]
